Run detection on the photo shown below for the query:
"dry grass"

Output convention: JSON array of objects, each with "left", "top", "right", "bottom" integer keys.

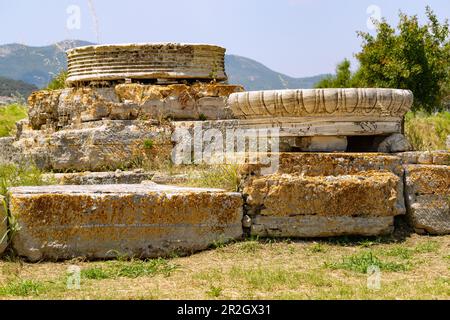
[
  {"left": 405, "top": 111, "right": 450, "bottom": 150},
  {"left": 0, "top": 232, "right": 448, "bottom": 300}
]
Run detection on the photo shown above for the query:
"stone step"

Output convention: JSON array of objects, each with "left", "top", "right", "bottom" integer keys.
[
  {"left": 240, "top": 152, "right": 404, "bottom": 177},
  {"left": 8, "top": 184, "right": 243, "bottom": 262},
  {"left": 243, "top": 171, "right": 405, "bottom": 238}
]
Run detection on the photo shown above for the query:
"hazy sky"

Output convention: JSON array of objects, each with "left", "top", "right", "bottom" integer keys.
[{"left": 0, "top": 0, "right": 448, "bottom": 77}]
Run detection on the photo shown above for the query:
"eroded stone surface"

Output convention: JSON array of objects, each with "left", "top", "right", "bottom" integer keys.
[
  {"left": 28, "top": 83, "right": 243, "bottom": 130},
  {"left": 0, "top": 137, "right": 21, "bottom": 164},
  {"left": 244, "top": 171, "right": 405, "bottom": 218},
  {"left": 9, "top": 184, "right": 243, "bottom": 261},
  {"left": 0, "top": 195, "right": 7, "bottom": 255},
  {"left": 241, "top": 152, "right": 404, "bottom": 177},
  {"left": 404, "top": 165, "right": 450, "bottom": 235},
  {"left": 251, "top": 216, "right": 394, "bottom": 237},
  {"left": 43, "top": 170, "right": 155, "bottom": 185},
  {"left": 397, "top": 151, "right": 450, "bottom": 165},
  {"left": 240, "top": 153, "right": 405, "bottom": 237},
  {"left": 66, "top": 43, "right": 228, "bottom": 85},
  {"left": 11, "top": 120, "right": 173, "bottom": 171}
]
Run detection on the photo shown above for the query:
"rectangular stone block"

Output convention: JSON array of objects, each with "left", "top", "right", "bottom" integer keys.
[
  {"left": 404, "top": 165, "right": 450, "bottom": 235},
  {"left": 251, "top": 216, "right": 394, "bottom": 237},
  {"left": 243, "top": 170, "right": 404, "bottom": 238},
  {"left": 8, "top": 184, "right": 243, "bottom": 261},
  {"left": 242, "top": 152, "right": 404, "bottom": 177},
  {"left": 0, "top": 196, "right": 7, "bottom": 255},
  {"left": 244, "top": 172, "right": 405, "bottom": 218}
]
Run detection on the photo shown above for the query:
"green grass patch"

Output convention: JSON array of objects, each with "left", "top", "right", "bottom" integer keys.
[
  {"left": 187, "top": 164, "right": 242, "bottom": 192},
  {"left": 206, "top": 285, "right": 223, "bottom": 298},
  {"left": 0, "top": 162, "right": 48, "bottom": 197},
  {"left": 0, "top": 104, "right": 27, "bottom": 137},
  {"left": 0, "top": 279, "right": 46, "bottom": 297},
  {"left": 325, "top": 251, "right": 410, "bottom": 273},
  {"left": 81, "top": 258, "right": 179, "bottom": 280},
  {"left": 308, "top": 242, "right": 327, "bottom": 253}
]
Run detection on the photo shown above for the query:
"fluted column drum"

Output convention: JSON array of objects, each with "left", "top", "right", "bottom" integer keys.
[{"left": 66, "top": 43, "right": 227, "bottom": 85}]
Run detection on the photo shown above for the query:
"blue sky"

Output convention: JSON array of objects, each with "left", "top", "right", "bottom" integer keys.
[{"left": 0, "top": 0, "right": 448, "bottom": 77}]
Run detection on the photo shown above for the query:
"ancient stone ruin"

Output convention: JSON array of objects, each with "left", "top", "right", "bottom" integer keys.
[{"left": 0, "top": 43, "right": 449, "bottom": 261}]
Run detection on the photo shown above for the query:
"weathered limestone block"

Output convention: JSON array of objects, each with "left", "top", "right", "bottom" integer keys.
[
  {"left": 66, "top": 43, "right": 228, "bottom": 85},
  {"left": 377, "top": 133, "right": 411, "bottom": 153},
  {"left": 0, "top": 196, "right": 7, "bottom": 255},
  {"left": 404, "top": 165, "right": 450, "bottom": 235},
  {"left": 15, "top": 120, "right": 173, "bottom": 171},
  {"left": 241, "top": 152, "right": 404, "bottom": 177},
  {"left": 244, "top": 172, "right": 405, "bottom": 218},
  {"left": 27, "top": 90, "right": 61, "bottom": 129},
  {"left": 28, "top": 83, "right": 243, "bottom": 129},
  {"left": 42, "top": 170, "right": 154, "bottom": 185},
  {"left": 250, "top": 216, "right": 394, "bottom": 237},
  {"left": 240, "top": 153, "right": 405, "bottom": 237},
  {"left": 397, "top": 151, "right": 450, "bottom": 166},
  {"left": 0, "top": 137, "right": 22, "bottom": 164},
  {"left": 9, "top": 184, "right": 243, "bottom": 261}
]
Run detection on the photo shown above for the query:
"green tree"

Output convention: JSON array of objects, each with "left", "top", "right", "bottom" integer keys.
[
  {"left": 356, "top": 7, "right": 450, "bottom": 112},
  {"left": 314, "top": 59, "right": 360, "bottom": 88},
  {"left": 315, "top": 7, "right": 450, "bottom": 112}
]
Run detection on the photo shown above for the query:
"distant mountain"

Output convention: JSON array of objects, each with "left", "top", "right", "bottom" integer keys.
[
  {"left": 226, "top": 55, "right": 328, "bottom": 91},
  {"left": 0, "top": 40, "right": 328, "bottom": 90},
  {"left": 0, "top": 40, "right": 93, "bottom": 88},
  {"left": 0, "top": 76, "right": 38, "bottom": 98}
]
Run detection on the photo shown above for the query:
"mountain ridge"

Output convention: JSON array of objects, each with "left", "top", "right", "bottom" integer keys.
[{"left": 0, "top": 40, "right": 328, "bottom": 90}]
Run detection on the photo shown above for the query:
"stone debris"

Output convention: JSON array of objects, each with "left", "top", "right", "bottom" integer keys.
[
  {"left": 377, "top": 133, "right": 412, "bottom": 153},
  {"left": 404, "top": 165, "right": 450, "bottom": 235},
  {"left": 9, "top": 184, "right": 243, "bottom": 261}
]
